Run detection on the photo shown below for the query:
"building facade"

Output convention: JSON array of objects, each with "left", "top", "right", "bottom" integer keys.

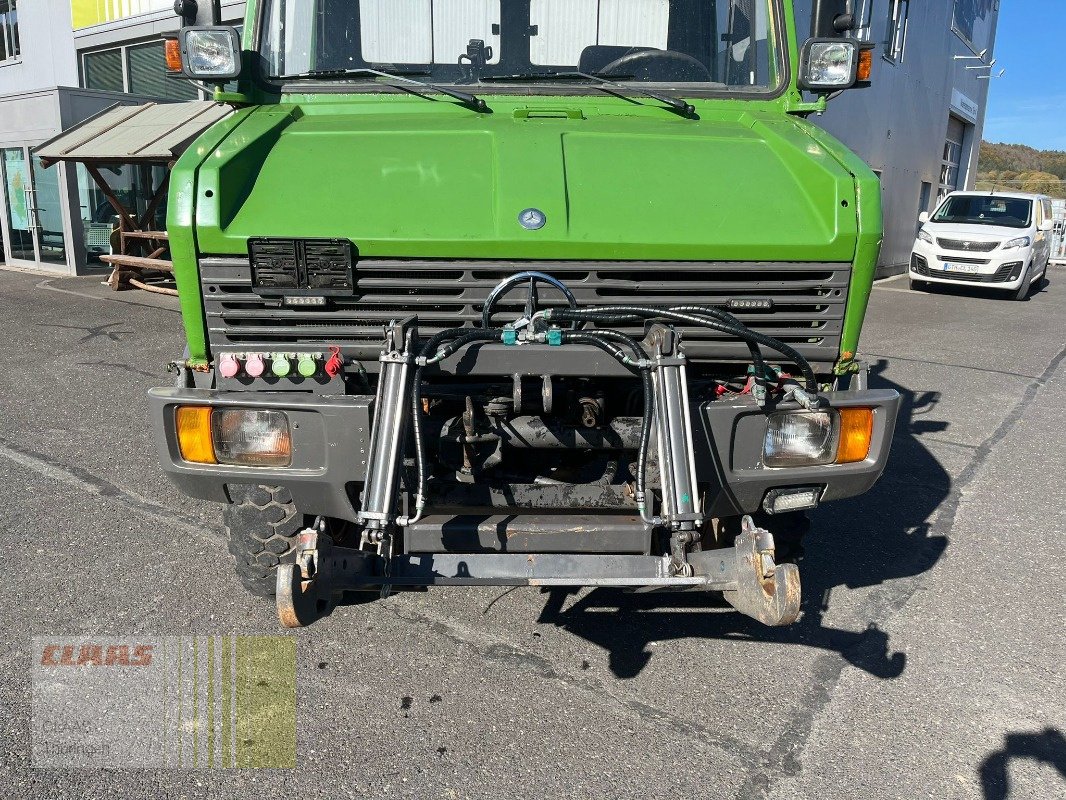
[
  {"left": 0, "top": 0, "right": 243, "bottom": 273},
  {"left": 795, "top": 0, "right": 1000, "bottom": 274},
  {"left": 2, "top": 0, "right": 998, "bottom": 275}
]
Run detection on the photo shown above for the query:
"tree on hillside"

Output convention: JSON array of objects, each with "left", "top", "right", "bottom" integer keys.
[
  {"left": 976, "top": 171, "right": 1066, "bottom": 196},
  {"left": 979, "top": 141, "right": 1066, "bottom": 179}
]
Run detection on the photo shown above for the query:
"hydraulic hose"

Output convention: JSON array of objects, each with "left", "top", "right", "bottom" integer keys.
[
  {"left": 667, "top": 306, "right": 771, "bottom": 395},
  {"left": 560, "top": 330, "right": 656, "bottom": 526},
  {"left": 564, "top": 307, "right": 799, "bottom": 385},
  {"left": 399, "top": 327, "right": 504, "bottom": 527},
  {"left": 546, "top": 306, "right": 818, "bottom": 393}
]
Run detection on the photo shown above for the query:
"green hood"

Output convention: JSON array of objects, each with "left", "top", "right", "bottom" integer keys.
[{"left": 190, "top": 97, "right": 859, "bottom": 261}]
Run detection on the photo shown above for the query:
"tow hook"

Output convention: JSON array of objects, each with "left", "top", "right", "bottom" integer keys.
[
  {"left": 721, "top": 516, "right": 801, "bottom": 626},
  {"left": 276, "top": 530, "right": 372, "bottom": 628}
]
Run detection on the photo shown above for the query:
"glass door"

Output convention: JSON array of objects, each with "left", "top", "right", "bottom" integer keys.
[
  {"left": 1, "top": 146, "right": 69, "bottom": 268},
  {"left": 31, "top": 153, "right": 67, "bottom": 266},
  {"left": 2, "top": 146, "right": 38, "bottom": 264}
]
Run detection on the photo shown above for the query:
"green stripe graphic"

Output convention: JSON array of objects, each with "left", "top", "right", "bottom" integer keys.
[
  {"left": 207, "top": 636, "right": 215, "bottom": 768},
  {"left": 235, "top": 636, "right": 296, "bottom": 768},
  {"left": 222, "top": 636, "right": 233, "bottom": 768}
]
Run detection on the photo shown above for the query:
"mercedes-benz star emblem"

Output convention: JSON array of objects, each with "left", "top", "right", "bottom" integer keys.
[{"left": 518, "top": 208, "right": 547, "bottom": 230}]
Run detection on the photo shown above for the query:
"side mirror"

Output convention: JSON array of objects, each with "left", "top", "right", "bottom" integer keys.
[
  {"left": 179, "top": 26, "right": 241, "bottom": 81},
  {"left": 811, "top": 0, "right": 852, "bottom": 38},
  {"left": 1040, "top": 219, "right": 1054, "bottom": 232},
  {"left": 918, "top": 212, "right": 930, "bottom": 224}
]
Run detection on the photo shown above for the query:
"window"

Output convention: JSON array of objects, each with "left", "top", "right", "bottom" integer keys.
[
  {"left": 931, "top": 195, "right": 1032, "bottom": 229},
  {"left": 952, "top": 0, "right": 997, "bottom": 56},
  {"left": 0, "top": 0, "right": 19, "bottom": 63},
  {"left": 262, "top": 0, "right": 782, "bottom": 92},
  {"left": 851, "top": 0, "right": 874, "bottom": 42},
  {"left": 358, "top": 0, "right": 502, "bottom": 66},
  {"left": 939, "top": 115, "right": 967, "bottom": 198},
  {"left": 883, "top": 0, "right": 909, "bottom": 63},
  {"left": 530, "top": 0, "right": 669, "bottom": 65},
  {"left": 81, "top": 39, "right": 205, "bottom": 100},
  {"left": 84, "top": 49, "right": 124, "bottom": 92},
  {"left": 128, "top": 42, "right": 199, "bottom": 100}
]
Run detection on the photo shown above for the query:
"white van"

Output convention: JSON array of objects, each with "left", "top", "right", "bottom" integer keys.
[{"left": 909, "top": 191, "right": 1054, "bottom": 300}]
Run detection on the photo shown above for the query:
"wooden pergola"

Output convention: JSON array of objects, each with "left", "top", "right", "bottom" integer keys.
[{"left": 35, "top": 101, "right": 232, "bottom": 296}]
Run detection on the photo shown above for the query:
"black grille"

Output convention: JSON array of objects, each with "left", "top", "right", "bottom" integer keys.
[
  {"left": 249, "top": 238, "right": 355, "bottom": 294},
  {"left": 201, "top": 259, "right": 851, "bottom": 368},
  {"left": 936, "top": 237, "right": 1000, "bottom": 252},
  {"left": 935, "top": 254, "right": 990, "bottom": 265},
  {"left": 911, "top": 255, "right": 1019, "bottom": 283}
]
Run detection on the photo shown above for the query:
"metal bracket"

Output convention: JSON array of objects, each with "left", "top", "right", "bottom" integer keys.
[
  {"left": 720, "top": 516, "right": 801, "bottom": 626},
  {"left": 276, "top": 530, "right": 375, "bottom": 627}
]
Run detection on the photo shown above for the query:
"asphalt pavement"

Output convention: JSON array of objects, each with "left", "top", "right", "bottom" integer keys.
[{"left": 1, "top": 264, "right": 1063, "bottom": 798}]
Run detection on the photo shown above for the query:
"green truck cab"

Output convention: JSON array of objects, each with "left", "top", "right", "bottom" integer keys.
[{"left": 151, "top": 0, "right": 899, "bottom": 627}]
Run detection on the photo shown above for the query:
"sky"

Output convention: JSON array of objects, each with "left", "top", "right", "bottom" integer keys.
[{"left": 981, "top": 0, "right": 1066, "bottom": 151}]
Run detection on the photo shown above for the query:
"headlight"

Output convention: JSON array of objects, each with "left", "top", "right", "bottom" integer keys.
[
  {"left": 763, "top": 408, "right": 874, "bottom": 467},
  {"left": 799, "top": 39, "right": 858, "bottom": 90},
  {"left": 764, "top": 411, "right": 838, "bottom": 467},
  {"left": 212, "top": 409, "right": 292, "bottom": 466},
  {"left": 1002, "top": 236, "right": 1031, "bottom": 250},
  {"left": 179, "top": 26, "right": 241, "bottom": 79},
  {"left": 917, "top": 228, "right": 933, "bottom": 244},
  {"left": 175, "top": 406, "right": 292, "bottom": 466}
]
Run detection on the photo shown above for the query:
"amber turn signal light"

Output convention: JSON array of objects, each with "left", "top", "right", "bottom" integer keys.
[
  {"left": 836, "top": 407, "right": 873, "bottom": 464},
  {"left": 856, "top": 48, "right": 873, "bottom": 82},
  {"left": 175, "top": 406, "right": 217, "bottom": 464},
  {"left": 164, "top": 37, "right": 184, "bottom": 73}
]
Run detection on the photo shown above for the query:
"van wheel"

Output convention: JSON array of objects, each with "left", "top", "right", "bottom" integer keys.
[
  {"left": 909, "top": 278, "right": 927, "bottom": 292},
  {"left": 1010, "top": 264, "right": 1033, "bottom": 301}
]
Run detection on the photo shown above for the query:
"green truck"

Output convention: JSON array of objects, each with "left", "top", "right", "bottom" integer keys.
[{"left": 151, "top": 0, "right": 899, "bottom": 627}]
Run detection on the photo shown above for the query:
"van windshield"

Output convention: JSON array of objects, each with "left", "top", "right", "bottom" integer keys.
[
  {"left": 931, "top": 195, "right": 1032, "bottom": 229},
  {"left": 261, "top": 0, "right": 781, "bottom": 94}
]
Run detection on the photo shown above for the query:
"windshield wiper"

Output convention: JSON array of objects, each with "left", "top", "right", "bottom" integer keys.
[
  {"left": 483, "top": 71, "right": 695, "bottom": 118},
  {"left": 279, "top": 67, "right": 489, "bottom": 113}
]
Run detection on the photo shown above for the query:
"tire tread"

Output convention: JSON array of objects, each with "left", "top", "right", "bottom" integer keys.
[{"left": 224, "top": 484, "right": 304, "bottom": 597}]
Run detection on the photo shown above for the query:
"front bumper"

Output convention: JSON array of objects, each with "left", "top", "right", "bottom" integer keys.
[
  {"left": 910, "top": 239, "right": 1029, "bottom": 288},
  {"left": 150, "top": 385, "right": 900, "bottom": 524}
]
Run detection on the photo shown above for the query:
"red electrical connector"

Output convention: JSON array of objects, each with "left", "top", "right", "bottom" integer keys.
[{"left": 324, "top": 346, "right": 343, "bottom": 378}]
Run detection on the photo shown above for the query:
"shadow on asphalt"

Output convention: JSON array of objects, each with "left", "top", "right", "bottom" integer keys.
[
  {"left": 979, "top": 728, "right": 1066, "bottom": 799},
  {"left": 537, "top": 360, "right": 950, "bottom": 680}
]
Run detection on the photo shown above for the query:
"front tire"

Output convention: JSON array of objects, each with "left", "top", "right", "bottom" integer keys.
[
  {"left": 1010, "top": 264, "right": 1033, "bottom": 301},
  {"left": 224, "top": 484, "right": 307, "bottom": 597},
  {"left": 909, "top": 277, "right": 927, "bottom": 292}
]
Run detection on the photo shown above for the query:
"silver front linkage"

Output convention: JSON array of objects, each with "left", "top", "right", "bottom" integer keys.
[
  {"left": 646, "top": 324, "right": 703, "bottom": 576},
  {"left": 358, "top": 318, "right": 417, "bottom": 551}
]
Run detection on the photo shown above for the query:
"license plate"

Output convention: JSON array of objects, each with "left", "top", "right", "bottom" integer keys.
[{"left": 942, "top": 262, "right": 980, "bottom": 274}]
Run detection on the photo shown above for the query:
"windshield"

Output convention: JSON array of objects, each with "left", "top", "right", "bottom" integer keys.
[
  {"left": 261, "top": 0, "right": 781, "bottom": 93},
  {"left": 931, "top": 195, "right": 1033, "bottom": 229}
]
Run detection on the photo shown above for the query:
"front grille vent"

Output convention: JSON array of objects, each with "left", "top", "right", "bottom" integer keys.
[
  {"left": 202, "top": 259, "right": 852, "bottom": 367},
  {"left": 936, "top": 238, "right": 1000, "bottom": 253},
  {"left": 248, "top": 238, "right": 354, "bottom": 294}
]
